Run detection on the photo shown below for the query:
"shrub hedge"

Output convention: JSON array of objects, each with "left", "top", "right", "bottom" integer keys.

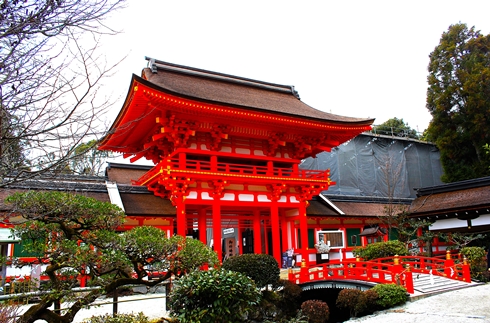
[
  {"left": 222, "top": 253, "right": 280, "bottom": 288},
  {"left": 300, "top": 300, "right": 329, "bottom": 323},
  {"left": 461, "top": 246, "right": 488, "bottom": 281},
  {"left": 353, "top": 240, "right": 408, "bottom": 260},
  {"left": 275, "top": 279, "right": 303, "bottom": 319},
  {"left": 336, "top": 289, "right": 367, "bottom": 317},
  {"left": 372, "top": 283, "right": 407, "bottom": 308},
  {"left": 168, "top": 269, "right": 261, "bottom": 323},
  {"left": 82, "top": 313, "right": 150, "bottom": 323}
]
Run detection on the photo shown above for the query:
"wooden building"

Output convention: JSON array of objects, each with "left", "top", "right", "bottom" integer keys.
[
  {"left": 409, "top": 176, "right": 490, "bottom": 234},
  {"left": 98, "top": 58, "right": 374, "bottom": 265}
]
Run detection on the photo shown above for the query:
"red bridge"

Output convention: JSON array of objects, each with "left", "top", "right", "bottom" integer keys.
[{"left": 288, "top": 252, "right": 472, "bottom": 294}]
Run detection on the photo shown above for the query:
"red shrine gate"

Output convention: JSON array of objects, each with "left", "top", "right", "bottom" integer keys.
[{"left": 99, "top": 58, "right": 374, "bottom": 265}]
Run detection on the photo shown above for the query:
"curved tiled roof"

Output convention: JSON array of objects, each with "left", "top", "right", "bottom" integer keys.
[
  {"left": 142, "top": 58, "right": 374, "bottom": 126},
  {"left": 409, "top": 185, "right": 490, "bottom": 215}
]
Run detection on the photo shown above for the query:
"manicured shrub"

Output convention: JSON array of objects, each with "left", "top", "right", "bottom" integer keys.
[
  {"left": 353, "top": 240, "right": 408, "bottom": 260},
  {"left": 335, "top": 288, "right": 367, "bottom": 317},
  {"left": 363, "top": 289, "right": 379, "bottom": 313},
  {"left": 300, "top": 299, "right": 329, "bottom": 323},
  {"left": 257, "top": 289, "right": 284, "bottom": 321},
  {"left": 247, "top": 279, "right": 304, "bottom": 322},
  {"left": 372, "top": 283, "right": 407, "bottom": 308},
  {"left": 336, "top": 288, "right": 380, "bottom": 317},
  {"left": 275, "top": 279, "right": 303, "bottom": 319},
  {"left": 461, "top": 246, "right": 487, "bottom": 281},
  {"left": 222, "top": 253, "right": 280, "bottom": 288},
  {"left": 168, "top": 269, "right": 261, "bottom": 323},
  {"left": 82, "top": 312, "right": 150, "bottom": 323}
]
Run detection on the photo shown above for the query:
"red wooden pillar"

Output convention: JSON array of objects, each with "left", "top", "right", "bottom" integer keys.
[
  {"left": 404, "top": 269, "right": 414, "bottom": 294},
  {"left": 292, "top": 222, "right": 298, "bottom": 250},
  {"left": 198, "top": 208, "right": 207, "bottom": 245},
  {"left": 178, "top": 152, "right": 186, "bottom": 168},
  {"left": 292, "top": 163, "right": 299, "bottom": 175},
  {"left": 281, "top": 213, "right": 289, "bottom": 250},
  {"left": 253, "top": 209, "right": 262, "bottom": 254},
  {"left": 361, "top": 234, "right": 368, "bottom": 247},
  {"left": 267, "top": 161, "right": 274, "bottom": 175},
  {"left": 210, "top": 155, "right": 217, "bottom": 171},
  {"left": 238, "top": 221, "right": 243, "bottom": 255},
  {"left": 462, "top": 257, "right": 472, "bottom": 282},
  {"left": 176, "top": 196, "right": 186, "bottom": 237},
  {"left": 391, "top": 255, "right": 403, "bottom": 284},
  {"left": 213, "top": 200, "right": 222, "bottom": 262},
  {"left": 444, "top": 250, "right": 455, "bottom": 278},
  {"left": 270, "top": 201, "right": 281, "bottom": 266},
  {"left": 299, "top": 202, "right": 309, "bottom": 265},
  {"left": 264, "top": 222, "right": 269, "bottom": 255},
  {"left": 383, "top": 232, "right": 389, "bottom": 242}
]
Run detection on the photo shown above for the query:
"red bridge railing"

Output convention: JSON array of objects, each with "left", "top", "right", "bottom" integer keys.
[
  {"left": 288, "top": 252, "right": 472, "bottom": 294},
  {"left": 368, "top": 252, "right": 471, "bottom": 283}
]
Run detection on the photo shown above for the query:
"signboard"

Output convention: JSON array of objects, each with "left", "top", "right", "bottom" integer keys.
[{"left": 317, "top": 230, "right": 344, "bottom": 249}]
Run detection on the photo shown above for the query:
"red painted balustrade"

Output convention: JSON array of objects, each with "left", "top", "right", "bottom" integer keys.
[
  {"left": 145, "top": 158, "right": 330, "bottom": 180},
  {"left": 368, "top": 252, "right": 471, "bottom": 283},
  {"left": 288, "top": 253, "right": 472, "bottom": 294}
]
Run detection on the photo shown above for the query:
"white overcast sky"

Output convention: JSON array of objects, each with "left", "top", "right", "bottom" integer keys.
[{"left": 98, "top": 0, "right": 490, "bottom": 134}]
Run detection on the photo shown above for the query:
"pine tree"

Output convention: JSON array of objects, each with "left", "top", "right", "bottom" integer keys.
[{"left": 426, "top": 23, "right": 490, "bottom": 182}]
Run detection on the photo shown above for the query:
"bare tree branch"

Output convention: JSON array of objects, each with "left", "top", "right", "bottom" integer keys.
[{"left": 0, "top": 0, "right": 127, "bottom": 187}]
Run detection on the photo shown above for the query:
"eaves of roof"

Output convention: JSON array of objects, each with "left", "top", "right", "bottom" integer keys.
[
  {"left": 308, "top": 194, "right": 412, "bottom": 218},
  {"left": 107, "top": 162, "right": 153, "bottom": 171},
  {"left": 321, "top": 194, "right": 413, "bottom": 205},
  {"left": 415, "top": 176, "right": 490, "bottom": 197},
  {"left": 3, "top": 179, "right": 108, "bottom": 193}
]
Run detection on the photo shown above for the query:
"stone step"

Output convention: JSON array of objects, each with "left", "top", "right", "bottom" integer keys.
[
  {"left": 412, "top": 273, "right": 471, "bottom": 294},
  {"left": 414, "top": 280, "right": 463, "bottom": 288},
  {"left": 415, "top": 282, "right": 466, "bottom": 293}
]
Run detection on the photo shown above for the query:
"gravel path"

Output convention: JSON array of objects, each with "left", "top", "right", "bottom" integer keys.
[
  {"left": 349, "top": 283, "right": 490, "bottom": 323},
  {"left": 19, "top": 293, "right": 169, "bottom": 323}
]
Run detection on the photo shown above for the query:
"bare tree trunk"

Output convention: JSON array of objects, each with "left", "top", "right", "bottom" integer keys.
[{"left": 113, "top": 288, "right": 118, "bottom": 317}]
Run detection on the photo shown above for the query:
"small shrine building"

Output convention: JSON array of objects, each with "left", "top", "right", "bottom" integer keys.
[{"left": 99, "top": 58, "right": 374, "bottom": 265}]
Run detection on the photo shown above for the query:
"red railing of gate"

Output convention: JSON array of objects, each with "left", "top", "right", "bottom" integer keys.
[
  {"left": 160, "top": 158, "right": 330, "bottom": 180},
  {"left": 288, "top": 252, "right": 472, "bottom": 294}
]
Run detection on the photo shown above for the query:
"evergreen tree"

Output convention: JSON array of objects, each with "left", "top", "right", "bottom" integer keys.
[
  {"left": 426, "top": 23, "right": 490, "bottom": 182},
  {"left": 0, "top": 108, "right": 29, "bottom": 172},
  {"left": 374, "top": 117, "right": 419, "bottom": 139},
  {"left": 6, "top": 191, "right": 218, "bottom": 323},
  {"left": 70, "top": 140, "right": 111, "bottom": 176}
]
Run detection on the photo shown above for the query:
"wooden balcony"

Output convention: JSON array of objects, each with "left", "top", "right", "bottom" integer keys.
[{"left": 136, "top": 157, "right": 333, "bottom": 186}]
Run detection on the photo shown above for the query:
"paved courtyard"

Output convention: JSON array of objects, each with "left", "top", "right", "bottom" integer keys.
[
  {"left": 17, "top": 281, "right": 490, "bottom": 322},
  {"left": 18, "top": 291, "right": 168, "bottom": 323},
  {"left": 349, "top": 283, "right": 490, "bottom": 323}
]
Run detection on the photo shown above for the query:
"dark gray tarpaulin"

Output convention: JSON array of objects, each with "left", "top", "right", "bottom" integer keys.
[{"left": 300, "top": 134, "right": 443, "bottom": 198}]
